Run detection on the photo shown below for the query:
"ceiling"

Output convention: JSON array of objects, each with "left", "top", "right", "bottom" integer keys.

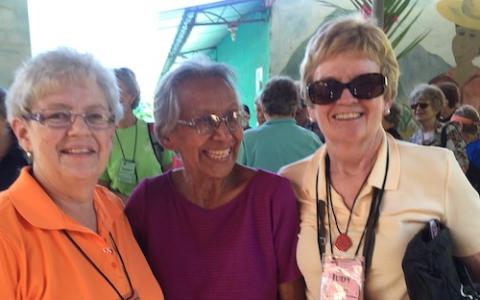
[{"left": 158, "top": 0, "right": 270, "bottom": 75}]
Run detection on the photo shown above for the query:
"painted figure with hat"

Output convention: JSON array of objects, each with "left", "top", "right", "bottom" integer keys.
[{"left": 431, "top": 0, "right": 480, "bottom": 111}]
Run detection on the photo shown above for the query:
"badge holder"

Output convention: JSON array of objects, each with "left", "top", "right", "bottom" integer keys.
[
  {"left": 320, "top": 256, "right": 364, "bottom": 300},
  {"left": 118, "top": 160, "right": 137, "bottom": 184}
]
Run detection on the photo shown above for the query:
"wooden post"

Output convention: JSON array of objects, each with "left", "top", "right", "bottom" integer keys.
[{"left": 373, "top": 0, "right": 384, "bottom": 28}]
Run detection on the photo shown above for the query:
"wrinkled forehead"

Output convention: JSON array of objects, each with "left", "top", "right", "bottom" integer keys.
[{"left": 176, "top": 76, "right": 240, "bottom": 117}]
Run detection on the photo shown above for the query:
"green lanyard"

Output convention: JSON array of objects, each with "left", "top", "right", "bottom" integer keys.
[{"left": 115, "top": 121, "right": 138, "bottom": 162}]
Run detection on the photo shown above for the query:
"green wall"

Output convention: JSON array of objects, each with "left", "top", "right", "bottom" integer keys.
[
  {"left": 0, "top": 0, "right": 31, "bottom": 88},
  {"left": 215, "top": 14, "right": 270, "bottom": 127}
]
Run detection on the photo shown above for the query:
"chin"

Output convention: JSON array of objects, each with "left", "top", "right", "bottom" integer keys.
[{"left": 62, "top": 166, "right": 101, "bottom": 182}]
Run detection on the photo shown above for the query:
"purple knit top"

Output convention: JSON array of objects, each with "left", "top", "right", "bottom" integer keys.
[{"left": 125, "top": 169, "right": 301, "bottom": 300}]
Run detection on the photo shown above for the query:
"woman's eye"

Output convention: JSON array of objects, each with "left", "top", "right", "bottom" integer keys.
[{"left": 47, "top": 112, "right": 70, "bottom": 120}]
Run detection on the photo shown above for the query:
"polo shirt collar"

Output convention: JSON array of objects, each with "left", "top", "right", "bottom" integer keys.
[
  {"left": 264, "top": 117, "right": 296, "bottom": 126},
  {"left": 8, "top": 167, "right": 116, "bottom": 233},
  {"left": 315, "top": 131, "right": 400, "bottom": 198},
  {"left": 367, "top": 131, "right": 400, "bottom": 191}
]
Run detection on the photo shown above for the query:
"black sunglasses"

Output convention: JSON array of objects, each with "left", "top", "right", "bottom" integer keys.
[
  {"left": 410, "top": 102, "right": 429, "bottom": 110},
  {"left": 307, "top": 73, "right": 388, "bottom": 105}
]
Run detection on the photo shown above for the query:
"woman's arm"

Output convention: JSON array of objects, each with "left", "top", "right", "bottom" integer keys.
[{"left": 278, "top": 278, "right": 306, "bottom": 300}]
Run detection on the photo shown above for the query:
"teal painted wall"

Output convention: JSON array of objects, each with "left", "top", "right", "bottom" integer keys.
[
  {"left": 215, "top": 14, "right": 270, "bottom": 127},
  {"left": 0, "top": 0, "right": 31, "bottom": 88}
]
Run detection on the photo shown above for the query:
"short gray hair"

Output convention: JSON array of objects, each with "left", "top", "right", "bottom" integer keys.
[
  {"left": 6, "top": 47, "right": 123, "bottom": 123},
  {"left": 114, "top": 67, "right": 141, "bottom": 109},
  {"left": 453, "top": 104, "right": 480, "bottom": 135},
  {"left": 154, "top": 56, "right": 239, "bottom": 139},
  {"left": 260, "top": 76, "right": 299, "bottom": 116},
  {"left": 409, "top": 83, "right": 445, "bottom": 114}
]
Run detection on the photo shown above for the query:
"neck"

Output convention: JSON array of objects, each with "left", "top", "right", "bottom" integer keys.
[
  {"left": 176, "top": 167, "right": 239, "bottom": 209},
  {"left": 118, "top": 112, "right": 137, "bottom": 128},
  {"left": 442, "top": 107, "right": 455, "bottom": 119},
  {"left": 265, "top": 114, "right": 293, "bottom": 121},
  {"left": 420, "top": 119, "right": 438, "bottom": 132},
  {"left": 0, "top": 129, "right": 12, "bottom": 160},
  {"left": 327, "top": 130, "right": 383, "bottom": 176},
  {"left": 32, "top": 168, "right": 98, "bottom": 232},
  {"left": 326, "top": 132, "right": 383, "bottom": 208}
]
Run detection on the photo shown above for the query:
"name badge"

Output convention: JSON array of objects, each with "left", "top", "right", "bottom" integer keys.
[
  {"left": 118, "top": 160, "right": 136, "bottom": 184},
  {"left": 320, "top": 256, "right": 364, "bottom": 300}
]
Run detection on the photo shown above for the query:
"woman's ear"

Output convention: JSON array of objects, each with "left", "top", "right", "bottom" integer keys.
[
  {"left": 10, "top": 117, "right": 32, "bottom": 153},
  {"left": 160, "top": 134, "right": 176, "bottom": 151}
]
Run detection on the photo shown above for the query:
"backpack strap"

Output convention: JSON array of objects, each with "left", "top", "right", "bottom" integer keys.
[
  {"left": 147, "top": 122, "right": 165, "bottom": 164},
  {"left": 440, "top": 123, "right": 448, "bottom": 148}
]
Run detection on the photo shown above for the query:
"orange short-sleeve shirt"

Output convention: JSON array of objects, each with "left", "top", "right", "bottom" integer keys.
[{"left": 0, "top": 168, "right": 164, "bottom": 299}]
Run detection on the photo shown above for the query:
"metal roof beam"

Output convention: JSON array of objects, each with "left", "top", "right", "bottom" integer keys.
[
  {"left": 160, "top": 0, "right": 267, "bottom": 76},
  {"left": 161, "top": 9, "right": 197, "bottom": 75}
]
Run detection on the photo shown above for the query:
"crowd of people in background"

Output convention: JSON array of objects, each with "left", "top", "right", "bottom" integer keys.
[{"left": 0, "top": 14, "right": 479, "bottom": 300}]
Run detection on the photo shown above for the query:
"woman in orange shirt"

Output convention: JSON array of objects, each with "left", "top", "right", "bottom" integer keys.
[{"left": 0, "top": 48, "right": 164, "bottom": 299}]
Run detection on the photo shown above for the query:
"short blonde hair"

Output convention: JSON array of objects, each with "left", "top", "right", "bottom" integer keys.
[{"left": 300, "top": 17, "right": 399, "bottom": 106}]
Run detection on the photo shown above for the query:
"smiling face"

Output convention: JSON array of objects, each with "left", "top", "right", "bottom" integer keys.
[
  {"left": 452, "top": 25, "right": 480, "bottom": 65},
  {"left": 11, "top": 79, "right": 115, "bottom": 186},
  {"left": 309, "top": 51, "right": 389, "bottom": 147},
  {"left": 411, "top": 99, "right": 438, "bottom": 125},
  {"left": 162, "top": 76, "right": 242, "bottom": 180}
]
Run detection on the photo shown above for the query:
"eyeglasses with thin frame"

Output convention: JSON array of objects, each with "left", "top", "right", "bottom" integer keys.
[
  {"left": 307, "top": 73, "right": 388, "bottom": 105},
  {"left": 23, "top": 110, "right": 115, "bottom": 130},
  {"left": 176, "top": 110, "right": 248, "bottom": 135},
  {"left": 410, "top": 102, "right": 430, "bottom": 110}
]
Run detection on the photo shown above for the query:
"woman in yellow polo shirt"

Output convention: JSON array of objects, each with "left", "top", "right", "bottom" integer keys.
[
  {"left": 0, "top": 48, "right": 164, "bottom": 299},
  {"left": 279, "top": 17, "right": 480, "bottom": 299}
]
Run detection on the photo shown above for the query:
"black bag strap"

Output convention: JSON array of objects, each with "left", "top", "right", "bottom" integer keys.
[
  {"left": 440, "top": 123, "right": 448, "bottom": 147},
  {"left": 147, "top": 122, "right": 165, "bottom": 165}
]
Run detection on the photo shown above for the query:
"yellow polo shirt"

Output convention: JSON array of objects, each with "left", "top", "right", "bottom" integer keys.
[
  {"left": 279, "top": 133, "right": 480, "bottom": 300},
  {"left": 0, "top": 168, "right": 164, "bottom": 299}
]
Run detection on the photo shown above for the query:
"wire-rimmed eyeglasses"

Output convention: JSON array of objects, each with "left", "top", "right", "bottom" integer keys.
[
  {"left": 176, "top": 110, "right": 248, "bottom": 135},
  {"left": 23, "top": 110, "right": 115, "bottom": 130}
]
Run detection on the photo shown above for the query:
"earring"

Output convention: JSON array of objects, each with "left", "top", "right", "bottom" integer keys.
[
  {"left": 25, "top": 151, "right": 33, "bottom": 163},
  {"left": 384, "top": 107, "right": 391, "bottom": 116}
]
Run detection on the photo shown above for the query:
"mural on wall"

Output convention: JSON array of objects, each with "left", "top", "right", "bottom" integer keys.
[
  {"left": 0, "top": 0, "right": 31, "bottom": 88},
  {"left": 430, "top": 0, "right": 480, "bottom": 112},
  {"left": 270, "top": 0, "right": 480, "bottom": 134}
]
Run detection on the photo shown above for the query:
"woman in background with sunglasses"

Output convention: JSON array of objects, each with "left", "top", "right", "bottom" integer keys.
[
  {"left": 409, "top": 83, "right": 469, "bottom": 173},
  {"left": 279, "top": 17, "right": 480, "bottom": 299},
  {"left": 125, "top": 56, "right": 304, "bottom": 300}
]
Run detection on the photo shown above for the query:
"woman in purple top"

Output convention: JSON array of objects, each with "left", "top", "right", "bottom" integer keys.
[{"left": 125, "top": 56, "right": 304, "bottom": 300}]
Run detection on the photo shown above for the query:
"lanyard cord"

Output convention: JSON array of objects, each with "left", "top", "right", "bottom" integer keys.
[
  {"left": 327, "top": 157, "right": 372, "bottom": 238},
  {"left": 325, "top": 155, "right": 373, "bottom": 256},
  {"left": 62, "top": 230, "right": 135, "bottom": 299},
  {"left": 317, "top": 142, "right": 390, "bottom": 266},
  {"left": 115, "top": 120, "right": 138, "bottom": 162}
]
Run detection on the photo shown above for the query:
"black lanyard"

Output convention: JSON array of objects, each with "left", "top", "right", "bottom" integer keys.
[
  {"left": 63, "top": 231, "right": 136, "bottom": 299},
  {"left": 115, "top": 120, "right": 138, "bottom": 162},
  {"left": 316, "top": 142, "right": 389, "bottom": 275}
]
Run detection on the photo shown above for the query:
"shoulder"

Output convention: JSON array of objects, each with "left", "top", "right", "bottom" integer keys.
[
  {"left": 279, "top": 146, "right": 323, "bottom": 183},
  {"left": 395, "top": 139, "right": 460, "bottom": 179},
  {"left": 243, "top": 125, "right": 265, "bottom": 138},
  {"left": 251, "top": 168, "right": 292, "bottom": 187},
  {"left": 94, "top": 185, "right": 124, "bottom": 211},
  {"left": 0, "top": 191, "right": 27, "bottom": 253},
  {"left": 126, "top": 172, "right": 171, "bottom": 209}
]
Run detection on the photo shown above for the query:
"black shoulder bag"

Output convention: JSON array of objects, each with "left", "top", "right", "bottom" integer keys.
[{"left": 402, "top": 219, "right": 480, "bottom": 300}]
